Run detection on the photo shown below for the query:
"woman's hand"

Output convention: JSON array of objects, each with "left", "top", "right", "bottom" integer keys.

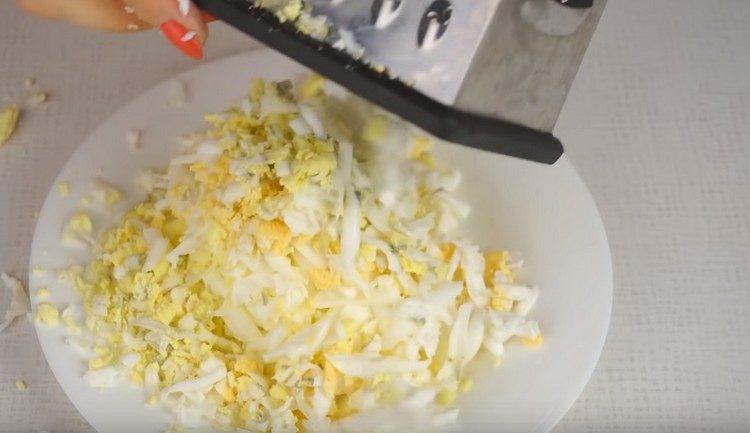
[{"left": 16, "top": 0, "right": 214, "bottom": 59}]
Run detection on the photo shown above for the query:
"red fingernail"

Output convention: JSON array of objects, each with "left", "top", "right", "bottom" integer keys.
[{"left": 160, "top": 19, "right": 203, "bottom": 60}]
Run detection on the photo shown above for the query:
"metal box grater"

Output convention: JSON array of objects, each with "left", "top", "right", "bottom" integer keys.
[{"left": 194, "top": 0, "right": 606, "bottom": 163}]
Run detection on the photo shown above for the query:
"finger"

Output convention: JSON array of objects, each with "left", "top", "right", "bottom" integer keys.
[
  {"left": 126, "top": 0, "right": 209, "bottom": 43},
  {"left": 201, "top": 11, "right": 217, "bottom": 23},
  {"left": 17, "top": 0, "right": 149, "bottom": 33},
  {"left": 124, "top": 0, "right": 209, "bottom": 59}
]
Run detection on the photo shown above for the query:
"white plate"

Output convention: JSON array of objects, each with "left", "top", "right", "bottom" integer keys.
[{"left": 29, "top": 49, "right": 612, "bottom": 433}]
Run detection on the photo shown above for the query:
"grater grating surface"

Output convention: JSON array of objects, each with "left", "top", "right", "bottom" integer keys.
[
  {"left": 193, "top": 0, "right": 603, "bottom": 163},
  {"left": 307, "top": 0, "right": 501, "bottom": 105}
]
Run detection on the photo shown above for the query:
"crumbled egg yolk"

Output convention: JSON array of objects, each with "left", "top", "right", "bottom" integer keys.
[
  {"left": 92, "top": 180, "right": 122, "bottom": 206},
  {"left": 436, "top": 387, "right": 457, "bottom": 407},
  {"left": 522, "top": 334, "right": 545, "bottom": 348},
  {"left": 53, "top": 78, "right": 542, "bottom": 432},
  {"left": 362, "top": 115, "right": 389, "bottom": 143},
  {"left": 36, "top": 303, "right": 60, "bottom": 326},
  {"left": 57, "top": 181, "right": 71, "bottom": 197},
  {"left": 0, "top": 105, "right": 20, "bottom": 147},
  {"left": 459, "top": 377, "right": 473, "bottom": 393},
  {"left": 298, "top": 74, "right": 325, "bottom": 100},
  {"left": 277, "top": 0, "right": 303, "bottom": 22},
  {"left": 36, "top": 287, "right": 50, "bottom": 300},
  {"left": 61, "top": 212, "right": 93, "bottom": 247},
  {"left": 66, "top": 212, "right": 92, "bottom": 233}
]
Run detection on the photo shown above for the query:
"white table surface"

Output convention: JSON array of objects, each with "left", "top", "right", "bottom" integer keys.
[{"left": 1, "top": 0, "right": 748, "bottom": 432}]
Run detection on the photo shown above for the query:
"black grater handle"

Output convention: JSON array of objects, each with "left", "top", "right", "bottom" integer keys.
[
  {"left": 194, "top": 0, "right": 564, "bottom": 164},
  {"left": 555, "top": 0, "right": 594, "bottom": 8}
]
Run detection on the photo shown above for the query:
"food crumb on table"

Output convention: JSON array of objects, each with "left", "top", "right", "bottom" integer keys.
[
  {"left": 0, "top": 105, "right": 20, "bottom": 147},
  {"left": 126, "top": 128, "right": 141, "bottom": 152},
  {"left": 27, "top": 91, "right": 48, "bottom": 107},
  {"left": 14, "top": 380, "right": 27, "bottom": 391},
  {"left": 0, "top": 273, "right": 29, "bottom": 333},
  {"left": 167, "top": 80, "right": 187, "bottom": 107}
]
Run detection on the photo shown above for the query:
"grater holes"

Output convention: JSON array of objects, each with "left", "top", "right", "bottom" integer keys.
[
  {"left": 371, "top": 0, "right": 404, "bottom": 29},
  {"left": 417, "top": 0, "right": 452, "bottom": 50}
]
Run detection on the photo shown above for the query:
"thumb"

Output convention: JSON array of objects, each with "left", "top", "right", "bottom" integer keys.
[{"left": 125, "top": 0, "right": 209, "bottom": 59}]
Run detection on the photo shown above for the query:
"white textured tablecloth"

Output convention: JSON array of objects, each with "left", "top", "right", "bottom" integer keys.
[{"left": 1, "top": 0, "right": 749, "bottom": 432}]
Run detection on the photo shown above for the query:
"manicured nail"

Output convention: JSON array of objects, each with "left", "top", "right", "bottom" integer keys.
[
  {"left": 178, "top": 0, "right": 191, "bottom": 16},
  {"left": 160, "top": 19, "right": 203, "bottom": 60}
]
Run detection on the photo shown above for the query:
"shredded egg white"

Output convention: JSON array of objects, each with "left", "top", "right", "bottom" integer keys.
[{"left": 47, "top": 76, "right": 542, "bottom": 432}]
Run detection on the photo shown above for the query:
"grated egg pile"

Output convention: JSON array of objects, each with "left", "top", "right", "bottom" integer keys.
[{"left": 47, "top": 76, "right": 542, "bottom": 432}]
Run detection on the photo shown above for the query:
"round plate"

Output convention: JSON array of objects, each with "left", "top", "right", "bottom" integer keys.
[{"left": 29, "top": 50, "right": 612, "bottom": 433}]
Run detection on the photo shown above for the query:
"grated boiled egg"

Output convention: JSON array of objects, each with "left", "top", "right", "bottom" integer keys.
[{"left": 55, "top": 78, "right": 542, "bottom": 432}]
